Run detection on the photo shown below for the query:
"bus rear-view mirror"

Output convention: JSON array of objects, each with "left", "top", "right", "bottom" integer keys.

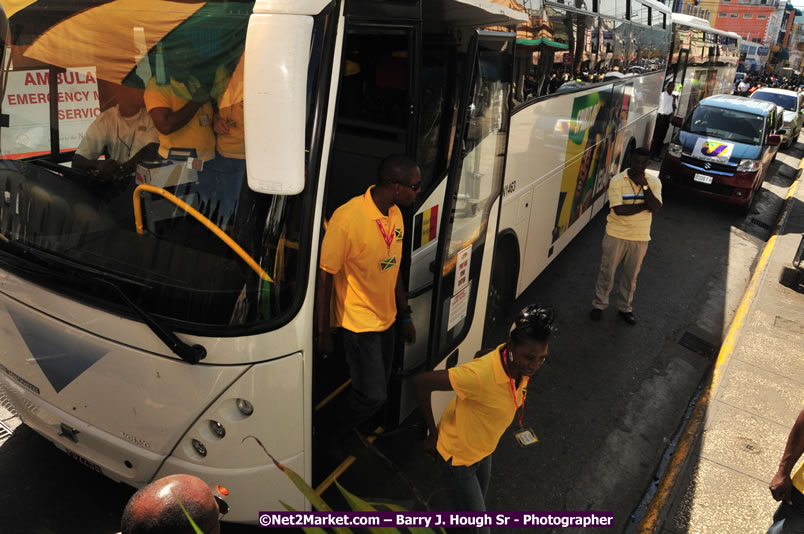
[
  {"left": 244, "top": 14, "right": 312, "bottom": 195},
  {"left": 768, "top": 134, "right": 781, "bottom": 146},
  {"left": 671, "top": 116, "right": 684, "bottom": 128}
]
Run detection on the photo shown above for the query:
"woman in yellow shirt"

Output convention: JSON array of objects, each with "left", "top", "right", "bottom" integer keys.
[{"left": 413, "top": 305, "right": 554, "bottom": 526}]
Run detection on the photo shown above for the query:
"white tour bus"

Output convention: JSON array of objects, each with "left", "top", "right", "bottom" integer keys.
[
  {"left": 491, "top": 0, "right": 672, "bottom": 318},
  {"left": 660, "top": 14, "right": 741, "bottom": 143},
  {"left": 0, "top": 0, "right": 670, "bottom": 522}
]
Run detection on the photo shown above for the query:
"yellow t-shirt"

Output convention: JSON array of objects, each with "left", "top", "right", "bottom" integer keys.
[
  {"left": 320, "top": 187, "right": 404, "bottom": 332},
  {"left": 144, "top": 77, "right": 216, "bottom": 161},
  {"left": 212, "top": 60, "right": 245, "bottom": 159},
  {"left": 437, "top": 345, "right": 529, "bottom": 466},
  {"left": 793, "top": 461, "right": 804, "bottom": 494},
  {"left": 606, "top": 169, "right": 663, "bottom": 242}
]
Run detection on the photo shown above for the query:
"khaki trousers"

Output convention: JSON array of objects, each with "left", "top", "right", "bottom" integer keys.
[{"left": 592, "top": 233, "right": 649, "bottom": 313}]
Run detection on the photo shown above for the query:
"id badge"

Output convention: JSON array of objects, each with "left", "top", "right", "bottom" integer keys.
[
  {"left": 514, "top": 428, "right": 538, "bottom": 447},
  {"left": 199, "top": 114, "right": 210, "bottom": 127}
]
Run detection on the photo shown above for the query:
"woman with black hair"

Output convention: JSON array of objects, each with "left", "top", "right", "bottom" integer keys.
[{"left": 412, "top": 305, "right": 555, "bottom": 524}]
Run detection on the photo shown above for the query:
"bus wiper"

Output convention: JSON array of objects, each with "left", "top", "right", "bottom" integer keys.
[
  {"left": 0, "top": 233, "right": 207, "bottom": 365},
  {"left": 96, "top": 278, "right": 207, "bottom": 365}
]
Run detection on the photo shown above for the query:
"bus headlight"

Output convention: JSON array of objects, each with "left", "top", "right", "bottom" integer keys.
[
  {"left": 236, "top": 398, "right": 254, "bottom": 416},
  {"left": 192, "top": 439, "right": 208, "bottom": 457},
  {"left": 737, "top": 159, "right": 760, "bottom": 172},
  {"left": 210, "top": 420, "right": 226, "bottom": 438},
  {"left": 668, "top": 143, "right": 683, "bottom": 158}
]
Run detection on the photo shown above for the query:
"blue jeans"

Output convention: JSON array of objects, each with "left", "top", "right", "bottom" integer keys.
[
  {"left": 440, "top": 454, "right": 492, "bottom": 534},
  {"left": 342, "top": 327, "right": 395, "bottom": 428},
  {"left": 767, "top": 489, "right": 804, "bottom": 534}
]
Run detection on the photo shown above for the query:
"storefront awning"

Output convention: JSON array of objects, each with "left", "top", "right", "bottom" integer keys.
[{"left": 516, "top": 37, "right": 568, "bottom": 49}]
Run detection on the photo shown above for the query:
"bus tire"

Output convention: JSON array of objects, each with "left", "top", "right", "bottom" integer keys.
[{"left": 487, "top": 235, "right": 518, "bottom": 325}]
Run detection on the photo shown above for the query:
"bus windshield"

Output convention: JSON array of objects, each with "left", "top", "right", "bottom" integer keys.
[
  {"left": 686, "top": 106, "right": 765, "bottom": 145},
  {"left": 0, "top": 1, "right": 329, "bottom": 332}
]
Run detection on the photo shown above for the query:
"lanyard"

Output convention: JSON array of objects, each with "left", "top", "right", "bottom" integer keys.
[
  {"left": 501, "top": 349, "right": 525, "bottom": 428},
  {"left": 375, "top": 219, "right": 395, "bottom": 253}
]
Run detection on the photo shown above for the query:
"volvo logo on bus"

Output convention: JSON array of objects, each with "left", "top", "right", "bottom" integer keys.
[{"left": 121, "top": 431, "right": 151, "bottom": 449}]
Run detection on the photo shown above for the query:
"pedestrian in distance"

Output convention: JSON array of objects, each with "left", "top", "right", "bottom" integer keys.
[
  {"left": 120, "top": 474, "right": 227, "bottom": 534},
  {"left": 766, "top": 408, "right": 804, "bottom": 534},
  {"left": 317, "top": 155, "right": 419, "bottom": 432},
  {"left": 412, "top": 305, "right": 554, "bottom": 532},
  {"left": 649, "top": 82, "right": 677, "bottom": 161},
  {"left": 590, "top": 147, "right": 661, "bottom": 325}
]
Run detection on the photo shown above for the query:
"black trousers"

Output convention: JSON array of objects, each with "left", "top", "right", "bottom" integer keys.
[{"left": 650, "top": 113, "right": 672, "bottom": 158}]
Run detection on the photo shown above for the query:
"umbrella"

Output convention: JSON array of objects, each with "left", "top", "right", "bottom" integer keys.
[{"left": 19, "top": 0, "right": 252, "bottom": 91}]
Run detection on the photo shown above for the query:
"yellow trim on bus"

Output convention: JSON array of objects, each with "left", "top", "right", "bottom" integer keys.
[{"left": 132, "top": 184, "right": 273, "bottom": 283}]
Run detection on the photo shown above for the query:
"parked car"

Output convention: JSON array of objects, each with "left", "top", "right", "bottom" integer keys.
[
  {"left": 659, "top": 95, "right": 781, "bottom": 211},
  {"left": 750, "top": 87, "right": 803, "bottom": 148}
]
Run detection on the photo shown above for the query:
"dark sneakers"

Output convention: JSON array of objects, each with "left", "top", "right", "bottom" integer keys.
[
  {"left": 618, "top": 311, "right": 637, "bottom": 325},
  {"left": 590, "top": 308, "right": 602, "bottom": 321}
]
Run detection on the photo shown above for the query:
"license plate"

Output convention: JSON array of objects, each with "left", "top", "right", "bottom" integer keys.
[
  {"left": 694, "top": 173, "right": 713, "bottom": 185},
  {"left": 66, "top": 449, "right": 103, "bottom": 474}
]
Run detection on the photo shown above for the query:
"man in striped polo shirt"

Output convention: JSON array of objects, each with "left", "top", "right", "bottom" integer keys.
[{"left": 590, "top": 147, "right": 662, "bottom": 325}]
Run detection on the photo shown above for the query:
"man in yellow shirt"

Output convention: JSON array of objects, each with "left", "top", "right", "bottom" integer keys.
[
  {"left": 412, "top": 305, "right": 554, "bottom": 528},
  {"left": 590, "top": 147, "right": 662, "bottom": 325},
  {"left": 144, "top": 63, "right": 216, "bottom": 162},
  {"left": 766, "top": 408, "right": 804, "bottom": 533},
  {"left": 317, "top": 155, "right": 419, "bottom": 429}
]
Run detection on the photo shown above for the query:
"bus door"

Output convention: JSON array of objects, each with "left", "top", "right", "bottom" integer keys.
[
  {"left": 323, "top": 23, "right": 418, "bottom": 217},
  {"left": 422, "top": 31, "right": 515, "bottom": 416},
  {"left": 313, "top": 19, "right": 419, "bottom": 480}
]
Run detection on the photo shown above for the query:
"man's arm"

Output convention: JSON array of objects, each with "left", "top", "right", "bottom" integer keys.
[
  {"left": 412, "top": 370, "right": 453, "bottom": 456},
  {"left": 770, "top": 408, "right": 804, "bottom": 504},
  {"left": 119, "top": 143, "right": 160, "bottom": 177},
  {"left": 316, "top": 269, "right": 334, "bottom": 354},
  {"left": 149, "top": 102, "right": 203, "bottom": 135},
  {"left": 395, "top": 274, "right": 415, "bottom": 344},
  {"left": 612, "top": 204, "right": 649, "bottom": 216},
  {"left": 628, "top": 172, "right": 662, "bottom": 213},
  {"left": 72, "top": 154, "right": 123, "bottom": 179}
]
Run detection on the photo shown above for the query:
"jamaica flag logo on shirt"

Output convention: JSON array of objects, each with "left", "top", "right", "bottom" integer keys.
[
  {"left": 395, "top": 228, "right": 403, "bottom": 241},
  {"left": 379, "top": 255, "right": 397, "bottom": 272}
]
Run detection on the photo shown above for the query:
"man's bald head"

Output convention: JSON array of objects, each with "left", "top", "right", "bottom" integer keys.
[
  {"left": 377, "top": 154, "right": 419, "bottom": 187},
  {"left": 121, "top": 474, "right": 220, "bottom": 534}
]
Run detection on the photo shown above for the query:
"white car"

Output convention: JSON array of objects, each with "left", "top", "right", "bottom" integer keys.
[{"left": 750, "top": 88, "right": 803, "bottom": 148}]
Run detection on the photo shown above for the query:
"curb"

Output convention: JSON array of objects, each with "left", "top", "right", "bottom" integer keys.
[{"left": 635, "top": 158, "right": 804, "bottom": 533}]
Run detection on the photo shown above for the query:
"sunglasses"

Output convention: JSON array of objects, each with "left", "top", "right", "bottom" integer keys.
[
  {"left": 214, "top": 495, "right": 229, "bottom": 517},
  {"left": 395, "top": 181, "right": 421, "bottom": 191}
]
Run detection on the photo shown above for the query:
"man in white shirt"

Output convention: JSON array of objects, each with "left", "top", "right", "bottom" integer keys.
[
  {"left": 649, "top": 82, "right": 677, "bottom": 161},
  {"left": 73, "top": 79, "right": 158, "bottom": 180},
  {"left": 737, "top": 79, "right": 751, "bottom": 95}
]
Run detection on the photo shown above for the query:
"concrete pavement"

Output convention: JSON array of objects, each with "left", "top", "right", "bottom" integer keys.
[{"left": 636, "top": 161, "right": 804, "bottom": 533}]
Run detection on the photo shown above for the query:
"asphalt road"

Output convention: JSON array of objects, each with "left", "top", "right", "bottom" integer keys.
[{"left": 0, "top": 141, "right": 800, "bottom": 534}]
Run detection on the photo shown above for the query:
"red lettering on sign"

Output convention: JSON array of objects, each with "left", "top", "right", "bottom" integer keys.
[{"left": 57, "top": 108, "right": 101, "bottom": 120}]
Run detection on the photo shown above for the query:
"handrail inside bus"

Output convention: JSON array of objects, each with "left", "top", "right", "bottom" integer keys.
[{"left": 132, "top": 184, "right": 273, "bottom": 283}]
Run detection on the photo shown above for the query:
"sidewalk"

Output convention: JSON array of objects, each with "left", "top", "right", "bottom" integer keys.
[{"left": 639, "top": 166, "right": 804, "bottom": 533}]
